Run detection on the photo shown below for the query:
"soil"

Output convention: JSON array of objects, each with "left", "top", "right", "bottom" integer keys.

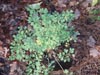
[{"left": 0, "top": 0, "right": 100, "bottom": 75}]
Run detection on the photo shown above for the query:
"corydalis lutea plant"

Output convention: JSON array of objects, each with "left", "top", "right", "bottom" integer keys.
[{"left": 9, "top": 3, "right": 78, "bottom": 75}]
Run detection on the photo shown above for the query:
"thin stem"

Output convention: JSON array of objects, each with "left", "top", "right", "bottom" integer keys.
[{"left": 53, "top": 55, "right": 64, "bottom": 71}]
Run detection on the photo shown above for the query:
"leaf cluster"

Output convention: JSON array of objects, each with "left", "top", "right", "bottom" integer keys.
[{"left": 9, "top": 3, "right": 78, "bottom": 75}]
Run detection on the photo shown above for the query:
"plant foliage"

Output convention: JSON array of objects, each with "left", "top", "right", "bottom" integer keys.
[
  {"left": 9, "top": 3, "right": 78, "bottom": 75},
  {"left": 89, "top": 9, "right": 100, "bottom": 21}
]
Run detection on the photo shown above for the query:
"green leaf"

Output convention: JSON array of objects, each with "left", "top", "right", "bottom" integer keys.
[
  {"left": 92, "top": 0, "right": 98, "bottom": 6},
  {"left": 64, "top": 59, "right": 67, "bottom": 62},
  {"left": 69, "top": 48, "right": 74, "bottom": 54},
  {"left": 28, "top": 2, "right": 42, "bottom": 10},
  {"left": 64, "top": 49, "right": 68, "bottom": 53}
]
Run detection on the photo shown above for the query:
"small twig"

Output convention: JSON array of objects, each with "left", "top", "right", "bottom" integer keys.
[
  {"left": 52, "top": 54, "right": 64, "bottom": 71},
  {"left": 4, "top": 47, "right": 9, "bottom": 57}
]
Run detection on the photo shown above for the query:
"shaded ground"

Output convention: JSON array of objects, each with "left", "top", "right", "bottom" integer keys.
[{"left": 0, "top": 0, "right": 100, "bottom": 75}]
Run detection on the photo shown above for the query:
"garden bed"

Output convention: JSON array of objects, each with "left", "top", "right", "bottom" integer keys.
[{"left": 0, "top": 0, "right": 100, "bottom": 75}]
